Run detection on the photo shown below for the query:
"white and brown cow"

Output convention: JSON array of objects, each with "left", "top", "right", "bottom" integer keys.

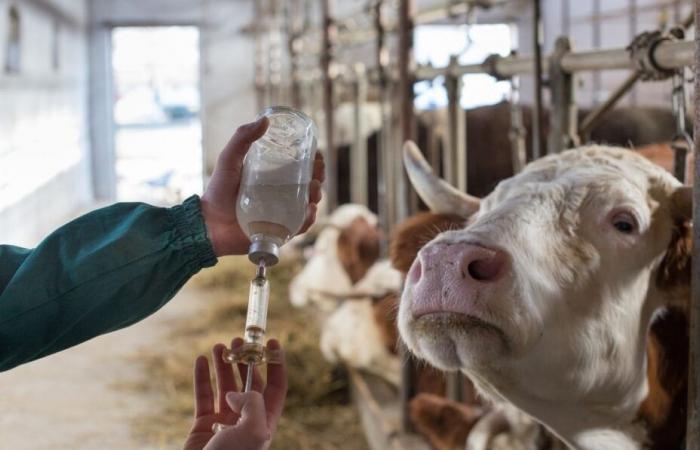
[
  {"left": 396, "top": 141, "right": 691, "bottom": 450},
  {"left": 288, "top": 204, "right": 405, "bottom": 384}
]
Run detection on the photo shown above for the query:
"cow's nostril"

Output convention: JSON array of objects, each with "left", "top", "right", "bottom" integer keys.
[
  {"left": 467, "top": 257, "right": 503, "bottom": 282},
  {"left": 409, "top": 260, "right": 423, "bottom": 284}
]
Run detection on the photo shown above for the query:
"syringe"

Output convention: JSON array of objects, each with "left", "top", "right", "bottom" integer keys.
[
  {"left": 241, "top": 261, "right": 269, "bottom": 391},
  {"left": 214, "top": 261, "right": 277, "bottom": 433}
]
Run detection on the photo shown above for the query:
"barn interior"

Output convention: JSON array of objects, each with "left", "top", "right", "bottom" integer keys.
[{"left": 1, "top": 1, "right": 699, "bottom": 449}]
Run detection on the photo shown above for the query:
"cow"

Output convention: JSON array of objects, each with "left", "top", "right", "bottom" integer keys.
[
  {"left": 288, "top": 204, "right": 406, "bottom": 384},
  {"left": 288, "top": 203, "right": 381, "bottom": 313},
  {"left": 393, "top": 140, "right": 691, "bottom": 449}
]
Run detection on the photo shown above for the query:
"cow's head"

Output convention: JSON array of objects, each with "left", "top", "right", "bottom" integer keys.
[
  {"left": 396, "top": 141, "right": 691, "bottom": 443},
  {"left": 289, "top": 204, "right": 381, "bottom": 311}
]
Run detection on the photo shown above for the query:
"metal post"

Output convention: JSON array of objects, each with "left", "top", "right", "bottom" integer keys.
[
  {"left": 579, "top": 72, "right": 640, "bottom": 141},
  {"left": 351, "top": 64, "right": 369, "bottom": 206},
  {"left": 286, "top": 0, "right": 302, "bottom": 109},
  {"left": 547, "top": 36, "right": 578, "bottom": 154},
  {"left": 688, "top": 3, "right": 700, "bottom": 448},
  {"left": 321, "top": 0, "right": 337, "bottom": 210},
  {"left": 398, "top": 0, "right": 416, "bottom": 220},
  {"left": 375, "top": 0, "right": 392, "bottom": 235},
  {"left": 671, "top": 64, "right": 691, "bottom": 182},
  {"left": 509, "top": 75, "right": 527, "bottom": 173},
  {"left": 532, "top": 0, "right": 544, "bottom": 160},
  {"left": 444, "top": 56, "right": 467, "bottom": 191},
  {"left": 254, "top": 0, "right": 266, "bottom": 111}
]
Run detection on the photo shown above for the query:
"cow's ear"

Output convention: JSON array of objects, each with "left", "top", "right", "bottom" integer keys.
[
  {"left": 389, "top": 213, "right": 465, "bottom": 273},
  {"left": 337, "top": 217, "right": 381, "bottom": 284},
  {"left": 671, "top": 186, "right": 692, "bottom": 220},
  {"left": 656, "top": 189, "right": 692, "bottom": 307}
]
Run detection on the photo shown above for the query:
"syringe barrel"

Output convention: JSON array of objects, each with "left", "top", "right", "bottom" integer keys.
[{"left": 245, "top": 276, "right": 270, "bottom": 344}]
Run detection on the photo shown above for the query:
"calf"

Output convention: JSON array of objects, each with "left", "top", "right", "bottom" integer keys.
[{"left": 396, "top": 141, "right": 691, "bottom": 449}]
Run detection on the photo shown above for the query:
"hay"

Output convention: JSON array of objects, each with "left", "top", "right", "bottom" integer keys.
[{"left": 124, "top": 256, "right": 370, "bottom": 450}]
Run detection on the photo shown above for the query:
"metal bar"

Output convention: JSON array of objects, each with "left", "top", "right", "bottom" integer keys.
[
  {"left": 414, "top": 40, "right": 695, "bottom": 80},
  {"left": 398, "top": 0, "right": 416, "bottom": 221},
  {"left": 375, "top": 0, "right": 393, "bottom": 237},
  {"left": 532, "top": 0, "right": 544, "bottom": 160},
  {"left": 629, "top": 0, "right": 639, "bottom": 105},
  {"left": 286, "top": 0, "right": 303, "bottom": 109},
  {"left": 321, "top": 0, "right": 338, "bottom": 210},
  {"left": 579, "top": 72, "right": 641, "bottom": 139},
  {"left": 592, "top": 0, "right": 602, "bottom": 105},
  {"left": 547, "top": 36, "right": 578, "bottom": 154},
  {"left": 580, "top": 11, "right": 695, "bottom": 139},
  {"left": 509, "top": 75, "right": 527, "bottom": 173},
  {"left": 351, "top": 64, "right": 369, "bottom": 206},
  {"left": 317, "top": 0, "right": 505, "bottom": 46},
  {"left": 444, "top": 62, "right": 467, "bottom": 190},
  {"left": 688, "top": 3, "right": 700, "bottom": 448}
]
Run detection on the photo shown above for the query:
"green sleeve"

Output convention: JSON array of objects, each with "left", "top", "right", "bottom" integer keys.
[{"left": 0, "top": 195, "right": 217, "bottom": 371}]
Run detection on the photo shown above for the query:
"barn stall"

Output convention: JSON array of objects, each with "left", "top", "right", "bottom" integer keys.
[{"left": 251, "top": 1, "right": 700, "bottom": 449}]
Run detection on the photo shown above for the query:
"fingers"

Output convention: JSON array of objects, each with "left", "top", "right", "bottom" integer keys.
[
  {"left": 225, "top": 391, "right": 271, "bottom": 443},
  {"left": 263, "top": 339, "right": 288, "bottom": 429},
  {"left": 212, "top": 343, "right": 238, "bottom": 413},
  {"left": 216, "top": 116, "right": 269, "bottom": 174},
  {"left": 297, "top": 203, "right": 318, "bottom": 234},
  {"left": 238, "top": 363, "right": 265, "bottom": 393},
  {"left": 309, "top": 179, "right": 322, "bottom": 204},
  {"left": 193, "top": 355, "right": 215, "bottom": 418},
  {"left": 313, "top": 152, "right": 326, "bottom": 182},
  {"left": 232, "top": 337, "right": 265, "bottom": 393}
]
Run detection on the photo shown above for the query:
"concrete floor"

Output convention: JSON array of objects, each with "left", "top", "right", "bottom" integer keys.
[{"left": 0, "top": 284, "right": 204, "bottom": 450}]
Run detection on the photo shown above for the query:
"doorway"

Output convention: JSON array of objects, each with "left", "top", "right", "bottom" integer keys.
[{"left": 111, "top": 26, "right": 202, "bottom": 204}]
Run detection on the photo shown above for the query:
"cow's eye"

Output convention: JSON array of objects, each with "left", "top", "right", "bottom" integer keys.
[{"left": 612, "top": 212, "right": 637, "bottom": 234}]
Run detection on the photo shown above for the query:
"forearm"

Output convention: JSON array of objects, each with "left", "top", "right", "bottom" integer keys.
[{"left": 0, "top": 196, "right": 217, "bottom": 371}]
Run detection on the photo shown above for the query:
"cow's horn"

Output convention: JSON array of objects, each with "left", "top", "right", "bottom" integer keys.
[
  {"left": 403, "top": 140, "right": 480, "bottom": 217},
  {"left": 671, "top": 186, "right": 692, "bottom": 219}
]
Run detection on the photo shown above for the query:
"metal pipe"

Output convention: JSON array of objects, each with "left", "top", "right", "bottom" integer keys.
[
  {"left": 320, "top": 0, "right": 337, "bottom": 210},
  {"left": 547, "top": 36, "right": 578, "bottom": 154},
  {"left": 580, "top": 11, "right": 695, "bottom": 140},
  {"left": 445, "top": 61, "right": 467, "bottom": 191},
  {"left": 579, "top": 72, "right": 641, "bottom": 139},
  {"left": 414, "top": 40, "right": 695, "bottom": 80},
  {"left": 351, "top": 64, "right": 369, "bottom": 206},
  {"left": 398, "top": 0, "right": 416, "bottom": 221},
  {"left": 688, "top": 3, "right": 700, "bottom": 448},
  {"left": 532, "top": 0, "right": 544, "bottom": 160},
  {"left": 509, "top": 75, "right": 527, "bottom": 173}
]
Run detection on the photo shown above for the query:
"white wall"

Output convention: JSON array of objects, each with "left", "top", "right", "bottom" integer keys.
[{"left": 0, "top": 0, "right": 91, "bottom": 246}]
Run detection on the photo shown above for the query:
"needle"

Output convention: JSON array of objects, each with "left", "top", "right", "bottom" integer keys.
[{"left": 245, "top": 364, "right": 255, "bottom": 392}]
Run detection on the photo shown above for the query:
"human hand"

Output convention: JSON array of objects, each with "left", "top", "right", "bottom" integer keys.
[
  {"left": 201, "top": 117, "right": 325, "bottom": 256},
  {"left": 183, "top": 339, "right": 287, "bottom": 450}
]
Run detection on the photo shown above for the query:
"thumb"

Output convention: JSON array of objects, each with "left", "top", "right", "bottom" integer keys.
[
  {"left": 226, "top": 392, "right": 270, "bottom": 441},
  {"left": 216, "top": 116, "right": 269, "bottom": 175}
]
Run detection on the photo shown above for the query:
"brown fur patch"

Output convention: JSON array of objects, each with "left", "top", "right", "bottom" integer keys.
[
  {"left": 410, "top": 393, "right": 483, "bottom": 450},
  {"left": 390, "top": 213, "right": 465, "bottom": 273},
  {"left": 656, "top": 220, "right": 692, "bottom": 304},
  {"left": 638, "top": 307, "right": 688, "bottom": 450},
  {"left": 638, "top": 219, "right": 691, "bottom": 449},
  {"left": 372, "top": 294, "right": 399, "bottom": 355},
  {"left": 336, "top": 217, "right": 381, "bottom": 284}
]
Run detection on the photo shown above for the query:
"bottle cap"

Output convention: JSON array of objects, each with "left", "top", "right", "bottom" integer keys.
[{"left": 248, "top": 237, "right": 280, "bottom": 266}]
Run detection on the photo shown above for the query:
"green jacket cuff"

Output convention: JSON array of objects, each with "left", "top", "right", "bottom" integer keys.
[{"left": 169, "top": 195, "right": 218, "bottom": 269}]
